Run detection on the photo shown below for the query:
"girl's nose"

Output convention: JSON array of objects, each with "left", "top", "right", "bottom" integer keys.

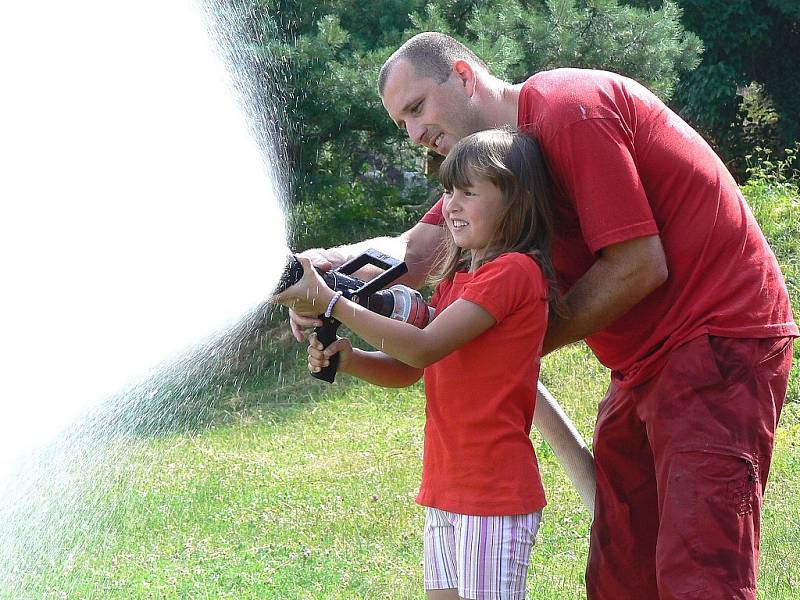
[{"left": 444, "top": 192, "right": 461, "bottom": 214}]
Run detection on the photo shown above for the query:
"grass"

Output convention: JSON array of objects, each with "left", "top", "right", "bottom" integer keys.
[
  {"left": 13, "top": 349, "right": 799, "bottom": 599},
  {"left": 741, "top": 152, "right": 800, "bottom": 405},
  {"left": 6, "top": 168, "right": 799, "bottom": 599}
]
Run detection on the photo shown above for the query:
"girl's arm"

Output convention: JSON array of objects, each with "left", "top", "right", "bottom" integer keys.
[
  {"left": 307, "top": 334, "right": 423, "bottom": 388},
  {"left": 287, "top": 222, "right": 444, "bottom": 341},
  {"left": 330, "top": 296, "right": 493, "bottom": 368},
  {"left": 277, "top": 257, "right": 495, "bottom": 369}
]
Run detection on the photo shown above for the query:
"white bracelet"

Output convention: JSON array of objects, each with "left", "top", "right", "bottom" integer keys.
[{"left": 324, "top": 291, "right": 343, "bottom": 318}]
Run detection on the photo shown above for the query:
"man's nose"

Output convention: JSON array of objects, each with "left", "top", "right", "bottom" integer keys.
[{"left": 406, "top": 120, "right": 427, "bottom": 146}]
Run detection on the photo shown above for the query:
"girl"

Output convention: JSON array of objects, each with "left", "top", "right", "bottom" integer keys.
[{"left": 277, "top": 129, "right": 565, "bottom": 600}]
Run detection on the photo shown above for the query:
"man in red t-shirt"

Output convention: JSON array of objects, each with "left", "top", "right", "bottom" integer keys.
[{"left": 288, "top": 33, "right": 797, "bottom": 599}]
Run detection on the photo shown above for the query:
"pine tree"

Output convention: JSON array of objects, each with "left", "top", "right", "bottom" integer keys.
[{"left": 224, "top": 0, "right": 702, "bottom": 204}]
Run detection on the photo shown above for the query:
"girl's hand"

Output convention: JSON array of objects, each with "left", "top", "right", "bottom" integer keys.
[
  {"left": 307, "top": 332, "right": 353, "bottom": 374},
  {"left": 272, "top": 256, "right": 336, "bottom": 316}
]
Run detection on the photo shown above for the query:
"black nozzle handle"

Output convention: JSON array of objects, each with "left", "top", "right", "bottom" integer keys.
[
  {"left": 311, "top": 316, "right": 341, "bottom": 383},
  {"left": 337, "top": 249, "right": 408, "bottom": 297}
]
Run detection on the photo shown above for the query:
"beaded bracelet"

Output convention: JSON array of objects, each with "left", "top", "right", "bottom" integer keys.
[{"left": 324, "top": 291, "right": 343, "bottom": 318}]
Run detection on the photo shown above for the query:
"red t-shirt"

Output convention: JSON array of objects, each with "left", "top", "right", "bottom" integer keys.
[
  {"left": 421, "top": 69, "right": 798, "bottom": 387},
  {"left": 418, "top": 253, "right": 548, "bottom": 516}
]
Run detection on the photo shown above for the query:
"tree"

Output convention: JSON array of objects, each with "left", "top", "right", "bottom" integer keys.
[
  {"left": 221, "top": 0, "right": 702, "bottom": 204},
  {"left": 413, "top": 0, "right": 702, "bottom": 99},
  {"left": 626, "top": 0, "right": 800, "bottom": 176}
]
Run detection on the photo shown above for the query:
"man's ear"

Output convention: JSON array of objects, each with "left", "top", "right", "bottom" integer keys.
[{"left": 452, "top": 60, "right": 477, "bottom": 97}]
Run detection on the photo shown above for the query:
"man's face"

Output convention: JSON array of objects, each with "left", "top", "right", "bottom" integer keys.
[{"left": 381, "top": 59, "right": 483, "bottom": 156}]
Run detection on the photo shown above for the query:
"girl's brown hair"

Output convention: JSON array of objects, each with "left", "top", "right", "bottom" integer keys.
[{"left": 434, "top": 128, "right": 566, "bottom": 316}]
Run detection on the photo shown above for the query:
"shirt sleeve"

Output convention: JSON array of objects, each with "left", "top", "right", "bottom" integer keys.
[
  {"left": 419, "top": 196, "right": 445, "bottom": 226},
  {"left": 547, "top": 118, "right": 659, "bottom": 253},
  {"left": 459, "top": 254, "right": 546, "bottom": 323},
  {"left": 429, "top": 282, "right": 442, "bottom": 310}
]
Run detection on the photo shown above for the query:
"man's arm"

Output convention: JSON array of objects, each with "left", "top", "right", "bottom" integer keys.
[
  {"left": 543, "top": 234, "right": 668, "bottom": 355},
  {"left": 396, "top": 221, "right": 447, "bottom": 288},
  {"left": 299, "top": 221, "right": 444, "bottom": 286},
  {"left": 299, "top": 236, "right": 408, "bottom": 274}
]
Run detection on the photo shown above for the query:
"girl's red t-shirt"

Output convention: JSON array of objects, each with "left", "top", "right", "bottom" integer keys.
[{"left": 418, "top": 252, "right": 548, "bottom": 516}]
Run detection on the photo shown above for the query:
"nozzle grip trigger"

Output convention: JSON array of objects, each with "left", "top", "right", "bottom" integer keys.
[{"left": 311, "top": 316, "right": 341, "bottom": 383}]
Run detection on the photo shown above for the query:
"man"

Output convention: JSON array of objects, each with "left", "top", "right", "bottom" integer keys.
[{"left": 289, "top": 32, "right": 797, "bottom": 599}]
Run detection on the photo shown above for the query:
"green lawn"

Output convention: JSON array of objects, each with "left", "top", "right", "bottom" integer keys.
[
  {"left": 6, "top": 172, "right": 799, "bottom": 599},
  {"left": 10, "top": 344, "right": 799, "bottom": 599}
]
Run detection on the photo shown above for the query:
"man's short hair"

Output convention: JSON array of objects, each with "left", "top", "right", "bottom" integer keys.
[{"left": 378, "top": 32, "right": 489, "bottom": 96}]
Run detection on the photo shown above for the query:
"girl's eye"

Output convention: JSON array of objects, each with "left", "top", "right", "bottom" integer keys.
[
  {"left": 411, "top": 101, "right": 423, "bottom": 115},
  {"left": 464, "top": 190, "right": 476, "bottom": 197}
]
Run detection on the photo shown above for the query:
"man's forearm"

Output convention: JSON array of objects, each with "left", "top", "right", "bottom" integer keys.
[
  {"left": 301, "top": 236, "right": 409, "bottom": 278},
  {"left": 543, "top": 235, "right": 668, "bottom": 355},
  {"left": 300, "top": 222, "right": 444, "bottom": 288},
  {"left": 543, "top": 267, "right": 626, "bottom": 354}
]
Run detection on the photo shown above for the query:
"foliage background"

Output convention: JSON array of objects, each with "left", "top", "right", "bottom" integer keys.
[
  {"left": 224, "top": 0, "right": 706, "bottom": 229},
  {"left": 627, "top": 0, "right": 800, "bottom": 176},
  {"left": 222, "top": 0, "right": 797, "bottom": 230}
]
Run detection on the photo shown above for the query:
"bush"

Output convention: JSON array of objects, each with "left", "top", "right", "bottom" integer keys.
[
  {"left": 742, "top": 143, "right": 800, "bottom": 404},
  {"left": 227, "top": 0, "right": 702, "bottom": 204},
  {"left": 288, "top": 178, "right": 437, "bottom": 251}
]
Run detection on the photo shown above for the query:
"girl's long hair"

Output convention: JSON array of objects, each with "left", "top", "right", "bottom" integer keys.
[{"left": 433, "top": 128, "right": 566, "bottom": 316}]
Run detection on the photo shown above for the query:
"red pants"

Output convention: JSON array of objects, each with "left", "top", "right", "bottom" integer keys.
[{"left": 586, "top": 335, "right": 794, "bottom": 600}]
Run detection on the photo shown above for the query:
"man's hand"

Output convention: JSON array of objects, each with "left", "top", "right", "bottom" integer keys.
[{"left": 296, "top": 248, "right": 336, "bottom": 273}]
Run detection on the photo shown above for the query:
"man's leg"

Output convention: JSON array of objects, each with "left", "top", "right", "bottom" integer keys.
[
  {"left": 586, "top": 381, "right": 660, "bottom": 599},
  {"left": 640, "top": 336, "right": 793, "bottom": 599}
]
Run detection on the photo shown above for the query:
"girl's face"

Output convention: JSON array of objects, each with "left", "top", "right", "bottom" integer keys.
[{"left": 443, "top": 175, "right": 504, "bottom": 264}]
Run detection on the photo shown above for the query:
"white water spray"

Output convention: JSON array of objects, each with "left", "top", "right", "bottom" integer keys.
[
  {"left": 0, "top": 2, "right": 289, "bottom": 590},
  {"left": 0, "top": 1, "right": 285, "bottom": 472}
]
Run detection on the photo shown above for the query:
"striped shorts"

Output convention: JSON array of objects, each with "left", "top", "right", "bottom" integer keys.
[{"left": 423, "top": 507, "right": 542, "bottom": 600}]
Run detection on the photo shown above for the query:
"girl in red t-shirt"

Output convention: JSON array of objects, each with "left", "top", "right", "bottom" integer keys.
[{"left": 276, "top": 129, "right": 564, "bottom": 600}]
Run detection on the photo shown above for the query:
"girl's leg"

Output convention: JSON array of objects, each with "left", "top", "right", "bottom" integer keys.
[
  {"left": 424, "top": 508, "right": 459, "bottom": 596},
  {"left": 426, "top": 589, "right": 460, "bottom": 600},
  {"left": 453, "top": 511, "right": 542, "bottom": 600}
]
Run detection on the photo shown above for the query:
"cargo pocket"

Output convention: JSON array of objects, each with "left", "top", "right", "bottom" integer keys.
[{"left": 658, "top": 446, "right": 760, "bottom": 597}]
